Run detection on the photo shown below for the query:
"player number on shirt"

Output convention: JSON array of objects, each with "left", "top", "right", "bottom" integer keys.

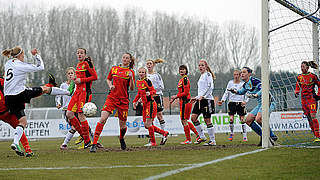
[{"left": 6, "top": 68, "right": 13, "bottom": 81}]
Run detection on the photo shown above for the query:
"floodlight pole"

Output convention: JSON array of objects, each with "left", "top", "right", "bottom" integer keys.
[{"left": 261, "top": 0, "right": 271, "bottom": 148}]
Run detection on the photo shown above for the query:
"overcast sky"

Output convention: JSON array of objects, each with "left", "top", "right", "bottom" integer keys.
[{"left": 1, "top": 0, "right": 261, "bottom": 31}]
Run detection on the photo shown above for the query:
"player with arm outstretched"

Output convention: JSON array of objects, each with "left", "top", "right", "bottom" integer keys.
[
  {"left": 90, "top": 52, "right": 135, "bottom": 152},
  {"left": 218, "top": 69, "right": 249, "bottom": 142},
  {"left": 294, "top": 61, "right": 320, "bottom": 142},
  {"left": 133, "top": 67, "right": 169, "bottom": 146},
  {"left": 170, "top": 65, "right": 199, "bottom": 144}
]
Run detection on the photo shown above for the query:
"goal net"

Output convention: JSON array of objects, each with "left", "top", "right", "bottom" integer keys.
[{"left": 268, "top": 0, "right": 320, "bottom": 146}]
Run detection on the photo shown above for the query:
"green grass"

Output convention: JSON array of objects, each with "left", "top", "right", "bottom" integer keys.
[{"left": 0, "top": 133, "right": 319, "bottom": 179}]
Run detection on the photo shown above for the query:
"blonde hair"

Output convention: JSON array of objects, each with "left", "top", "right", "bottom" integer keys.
[
  {"left": 66, "top": 67, "right": 76, "bottom": 74},
  {"left": 2, "top": 46, "right": 23, "bottom": 58},
  {"left": 147, "top": 58, "right": 165, "bottom": 65},
  {"left": 200, "top": 59, "right": 216, "bottom": 80}
]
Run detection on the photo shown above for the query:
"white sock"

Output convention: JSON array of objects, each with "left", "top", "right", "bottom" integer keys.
[
  {"left": 207, "top": 127, "right": 216, "bottom": 142},
  {"left": 229, "top": 123, "right": 234, "bottom": 135},
  {"left": 195, "top": 124, "right": 206, "bottom": 139},
  {"left": 242, "top": 124, "right": 247, "bottom": 138},
  {"left": 160, "top": 122, "right": 165, "bottom": 131},
  {"left": 50, "top": 87, "right": 70, "bottom": 95},
  {"left": 63, "top": 131, "right": 75, "bottom": 145},
  {"left": 13, "top": 126, "right": 24, "bottom": 145}
]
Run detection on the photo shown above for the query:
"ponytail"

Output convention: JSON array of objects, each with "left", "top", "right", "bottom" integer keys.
[
  {"left": 2, "top": 46, "right": 23, "bottom": 58},
  {"left": 302, "top": 61, "right": 318, "bottom": 69},
  {"left": 1, "top": 49, "right": 13, "bottom": 58},
  {"left": 147, "top": 58, "right": 165, "bottom": 66}
]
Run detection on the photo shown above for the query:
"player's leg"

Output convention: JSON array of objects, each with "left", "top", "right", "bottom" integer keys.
[
  {"left": 227, "top": 102, "right": 235, "bottom": 141},
  {"left": 238, "top": 103, "right": 248, "bottom": 141},
  {"left": 191, "top": 100, "right": 206, "bottom": 144},
  {"left": 180, "top": 101, "right": 191, "bottom": 144},
  {"left": 202, "top": 99, "right": 216, "bottom": 146}
]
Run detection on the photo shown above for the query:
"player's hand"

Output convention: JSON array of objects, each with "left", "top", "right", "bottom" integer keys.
[
  {"left": 146, "top": 91, "right": 150, "bottom": 96},
  {"left": 74, "top": 78, "right": 81, "bottom": 84},
  {"left": 227, "top": 88, "right": 237, "bottom": 94},
  {"left": 170, "top": 95, "right": 177, "bottom": 104},
  {"left": 198, "top": 96, "right": 204, "bottom": 101},
  {"left": 133, "top": 102, "right": 137, "bottom": 109},
  {"left": 217, "top": 101, "right": 223, "bottom": 106},
  {"left": 128, "top": 71, "right": 133, "bottom": 78},
  {"left": 247, "top": 93, "right": 258, "bottom": 98},
  {"left": 190, "top": 97, "right": 197, "bottom": 104},
  {"left": 31, "top": 48, "right": 38, "bottom": 56},
  {"left": 110, "top": 84, "right": 115, "bottom": 91},
  {"left": 56, "top": 104, "right": 61, "bottom": 109},
  {"left": 241, "top": 101, "right": 246, "bottom": 107},
  {"left": 294, "top": 90, "right": 299, "bottom": 98}
]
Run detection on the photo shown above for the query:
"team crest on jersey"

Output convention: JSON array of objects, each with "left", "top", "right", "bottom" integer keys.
[
  {"left": 125, "top": 71, "right": 129, "bottom": 76},
  {"left": 82, "top": 64, "right": 85, "bottom": 69}
]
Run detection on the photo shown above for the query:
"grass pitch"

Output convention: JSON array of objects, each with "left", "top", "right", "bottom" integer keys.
[{"left": 0, "top": 133, "right": 319, "bottom": 180}]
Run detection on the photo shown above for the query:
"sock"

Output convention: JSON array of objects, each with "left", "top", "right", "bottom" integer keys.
[
  {"left": 307, "top": 119, "right": 315, "bottom": 134},
  {"left": 249, "top": 121, "right": 262, "bottom": 136},
  {"left": 20, "top": 132, "right": 31, "bottom": 153},
  {"left": 257, "top": 122, "right": 276, "bottom": 138},
  {"left": 120, "top": 127, "right": 127, "bottom": 140},
  {"left": 312, "top": 118, "right": 320, "bottom": 138},
  {"left": 242, "top": 123, "right": 247, "bottom": 138},
  {"left": 13, "top": 125, "right": 24, "bottom": 145},
  {"left": 89, "top": 127, "right": 94, "bottom": 141},
  {"left": 159, "top": 120, "right": 165, "bottom": 130},
  {"left": 183, "top": 124, "right": 191, "bottom": 141},
  {"left": 50, "top": 87, "right": 70, "bottom": 95},
  {"left": 193, "top": 121, "right": 205, "bottom": 139},
  {"left": 229, "top": 123, "right": 234, "bottom": 135},
  {"left": 148, "top": 126, "right": 156, "bottom": 144},
  {"left": 188, "top": 121, "right": 199, "bottom": 136},
  {"left": 93, "top": 122, "right": 104, "bottom": 144},
  {"left": 153, "top": 125, "right": 166, "bottom": 135},
  {"left": 69, "top": 116, "right": 83, "bottom": 136},
  {"left": 80, "top": 121, "right": 90, "bottom": 144},
  {"left": 207, "top": 126, "right": 216, "bottom": 142},
  {"left": 63, "top": 131, "right": 75, "bottom": 145}
]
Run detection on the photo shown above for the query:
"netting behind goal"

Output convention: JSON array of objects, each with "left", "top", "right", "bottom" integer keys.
[{"left": 269, "top": 0, "right": 320, "bottom": 146}]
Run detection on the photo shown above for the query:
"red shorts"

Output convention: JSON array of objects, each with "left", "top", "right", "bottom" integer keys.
[
  {"left": 179, "top": 101, "right": 192, "bottom": 120},
  {"left": 102, "top": 96, "right": 129, "bottom": 121},
  {"left": 142, "top": 101, "right": 157, "bottom": 122},
  {"left": 0, "top": 112, "right": 19, "bottom": 128},
  {"left": 67, "top": 90, "right": 87, "bottom": 113},
  {"left": 301, "top": 95, "right": 317, "bottom": 115}
]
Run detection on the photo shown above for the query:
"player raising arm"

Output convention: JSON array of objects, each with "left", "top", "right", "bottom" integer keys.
[{"left": 294, "top": 61, "right": 320, "bottom": 142}]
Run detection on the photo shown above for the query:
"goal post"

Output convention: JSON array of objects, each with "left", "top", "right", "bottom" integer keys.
[{"left": 263, "top": 0, "right": 320, "bottom": 147}]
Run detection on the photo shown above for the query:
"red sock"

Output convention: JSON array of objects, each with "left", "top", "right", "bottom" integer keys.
[
  {"left": 183, "top": 124, "right": 191, "bottom": 141},
  {"left": 308, "top": 120, "right": 315, "bottom": 134},
  {"left": 80, "top": 121, "right": 90, "bottom": 144},
  {"left": 70, "top": 116, "right": 83, "bottom": 136},
  {"left": 148, "top": 126, "right": 156, "bottom": 144},
  {"left": 312, "top": 119, "right": 320, "bottom": 138},
  {"left": 120, "top": 127, "right": 127, "bottom": 140},
  {"left": 153, "top": 125, "right": 166, "bottom": 135},
  {"left": 20, "top": 132, "right": 31, "bottom": 153},
  {"left": 188, "top": 121, "right": 199, "bottom": 136},
  {"left": 93, "top": 122, "right": 104, "bottom": 144}
]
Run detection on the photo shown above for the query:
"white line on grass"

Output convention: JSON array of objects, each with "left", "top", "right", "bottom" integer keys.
[
  {"left": 0, "top": 164, "right": 193, "bottom": 171},
  {"left": 143, "top": 148, "right": 268, "bottom": 180}
]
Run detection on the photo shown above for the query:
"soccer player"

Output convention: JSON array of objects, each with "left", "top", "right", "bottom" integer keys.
[
  {"left": 66, "top": 48, "right": 98, "bottom": 149},
  {"left": 133, "top": 67, "right": 169, "bottom": 146},
  {"left": 170, "top": 65, "right": 199, "bottom": 144},
  {"left": 217, "top": 70, "right": 249, "bottom": 141},
  {"left": 2, "top": 46, "right": 71, "bottom": 155},
  {"left": 190, "top": 60, "right": 216, "bottom": 146},
  {"left": 229, "top": 67, "right": 278, "bottom": 146},
  {"left": 146, "top": 59, "right": 167, "bottom": 145},
  {"left": 294, "top": 61, "right": 320, "bottom": 142},
  {"left": 90, "top": 53, "right": 135, "bottom": 152},
  {"left": 0, "top": 77, "right": 33, "bottom": 157}
]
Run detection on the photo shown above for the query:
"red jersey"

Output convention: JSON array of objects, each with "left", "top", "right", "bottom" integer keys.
[
  {"left": 107, "top": 65, "right": 135, "bottom": 99},
  {"left": 133, "top": 78, "right": 156, "bottom": 104},
  {"left": 75, "top": 61, "right": 98, "bottom": 92},
  {"left": 177, "top": 75, "right": 191, "bottom": 101},
  {"left": 295, "top": 73, "right": 320, "bottom": 96},
  {"left": 0, "top": 78, "right": 7, "bottom": 112}
]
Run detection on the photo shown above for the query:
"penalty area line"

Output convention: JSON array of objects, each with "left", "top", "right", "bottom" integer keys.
[{"left": 143, "top": 148, "right": 268, "bottom": 180}]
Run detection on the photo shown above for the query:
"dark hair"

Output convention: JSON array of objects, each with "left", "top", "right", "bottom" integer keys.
[
  {"left": 179, "top": 65, "right": 188, "bottom": 75},
  {"left": 125, "top": 52, "right": 135, "bottom": 69},
  {"left": 77, "top": 48, "right": 87, "bottom": 54},
  {"left": 242, "top": 67, "right": 253, "bottom": 73},
  {"left": 302, "top": 61, "right": 318, "bottom": 69}
]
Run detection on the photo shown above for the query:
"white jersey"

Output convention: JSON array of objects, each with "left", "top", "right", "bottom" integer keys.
[
  {"left": 196, "top": 72, "right": 214, "bottom": 100},
  {"left": 147, "top": 72, "right": 164, "bottom": 95},
  {"left": 55, "top": 82, "right": 72, "bottom": 110},
  {"left": 221, "top": 80, "right": 249, "bottom": 103},
  {"left": 4, "top": 54, "right": 44, "bottom": 96}
]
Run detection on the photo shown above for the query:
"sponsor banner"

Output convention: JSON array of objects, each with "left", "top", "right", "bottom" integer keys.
[{"left": 0, "top": 111, "right": 310, "bottom": 139}]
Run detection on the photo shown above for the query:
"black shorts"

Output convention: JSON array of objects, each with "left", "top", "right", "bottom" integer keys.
[
  {"left": 192, "top": 99, "right": 215, "bottom": 119},
  {"left": 227, "top": 102, "right": 246, "bottom": 116},
  {"left": 5, "top": 87, "right": 43, "bottom": 119},
  {"left": 154, "top": 95, "right": 164, "bottom": 112}
]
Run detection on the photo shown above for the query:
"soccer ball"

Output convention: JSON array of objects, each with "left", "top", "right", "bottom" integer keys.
[{"left": 82, "top": 102, "right": 97, "bottom": 117}]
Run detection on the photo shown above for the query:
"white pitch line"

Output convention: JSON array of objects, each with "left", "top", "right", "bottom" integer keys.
[
  {"left": 143, "top": 148, "right": 268, "bottom": 180},
  {"left": 0, "top": 164, "right": 193, "bottom": 171}
]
